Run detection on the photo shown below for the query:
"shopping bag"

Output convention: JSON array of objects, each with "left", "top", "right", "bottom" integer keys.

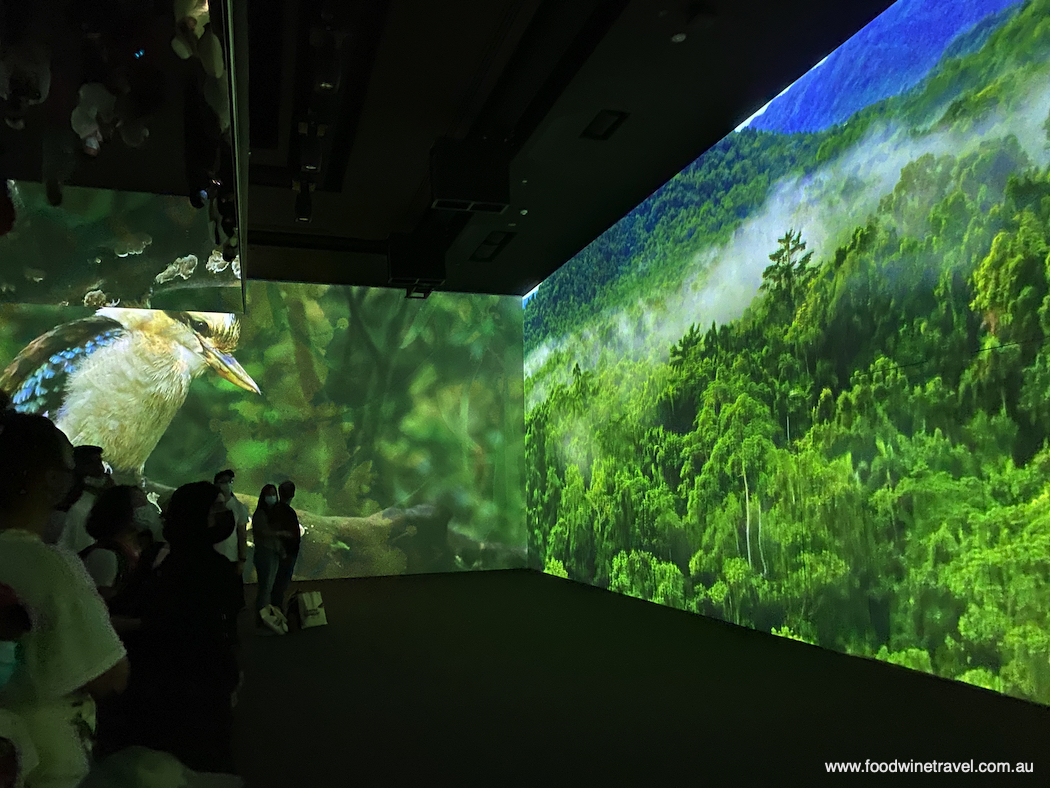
[
  {"left": 296, "top": 591, "right": 327, "bottom": 629},
  {"left": 285, "top": 594, "right": 302, "bottom": 632},
  {"left": 271, "top": 605, "right": 288, "bottom": 629},
  {"left": 259, "top": 605, "right": 287, "bottom": 635}
]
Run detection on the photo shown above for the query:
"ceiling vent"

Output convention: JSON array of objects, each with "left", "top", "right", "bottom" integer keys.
[
  {"left": 470, "top": 231, "right": 517, "bottom": 263},
  {"left": 580, "top": 109, "right": 629, "bottom": 141},
  {"left": 430, "top": 139, "right": 510, "bottom": 213}
]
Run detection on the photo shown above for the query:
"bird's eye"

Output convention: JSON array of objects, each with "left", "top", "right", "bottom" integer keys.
[{"left": 190, "top": 318, "right": 209, "bottom": 335}]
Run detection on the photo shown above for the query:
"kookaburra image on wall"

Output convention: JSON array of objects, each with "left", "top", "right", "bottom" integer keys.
[
  {"left": 0, "top": 284, "right": 526, "bottom": 581},
  {"left": 1, "top": 308, "right": 258, "bottom": 480}
]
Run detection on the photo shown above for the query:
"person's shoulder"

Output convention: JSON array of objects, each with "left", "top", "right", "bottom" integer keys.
[
  {"left": 0, "top": 528, "right": 40, "bottom": 545},
  {"left": 0, "top": 530, "right": 68, "bottom": 569},
  {"left": 0, "top": 531, "right": 110, "bottom": 615},
  {"left": 69, "top": 492, "right": 95, "bottom": 514}
]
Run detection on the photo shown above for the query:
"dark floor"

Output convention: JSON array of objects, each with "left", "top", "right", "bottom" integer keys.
[{"left": 230, "top": 570, "right": 1050, "bottom": 786}]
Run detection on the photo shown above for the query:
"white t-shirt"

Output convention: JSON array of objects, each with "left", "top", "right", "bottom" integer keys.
[
  {"left": 81, "top": 549, "right": 119, "bottom": 589},
  {"left": 57, "top": 491, "right": 96, "bottom": 556},
  {"left": 214, "top": 495, "right": 249, "bottom": 563},
  {"left": 0, "top": 707, "right": 38, "bottom": 787},
  {"left": 0, "top": 528, "right": 127, "bottom": 786}
]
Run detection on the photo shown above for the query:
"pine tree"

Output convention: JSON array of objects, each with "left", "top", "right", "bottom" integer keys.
[{"left": 760, "top": 229, "right": 815, "bottom": 312}]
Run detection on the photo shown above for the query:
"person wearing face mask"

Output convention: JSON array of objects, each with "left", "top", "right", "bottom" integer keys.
[
  {"left": 117, "top": 482, "right": 242, "bottom": 774},
  {"left": 56, "top": 446, "right": 111, "bottom": 556},
  {"left": 132, "top": 496, "right": 165, "bottom": 547},
  {"left": 250, "top": 485, "right": 283, "bottom": 635},
  {"left": 78, "top": 448, "right": 112, "bottom": 495},
  {"left": 212, "top": 470, "right": 249, "bottom": 583},
  {"left": 269, "top": 481, "right": 301, "bottom": 617},
  {"left": 83, "top": 486, "right": 169, "bottom": 766},
  {"left": 78, "top": 486, "right": 167, "bottom": 632},
  {"left": 0, "top": 413, "right": 130, "bottom": 788}
]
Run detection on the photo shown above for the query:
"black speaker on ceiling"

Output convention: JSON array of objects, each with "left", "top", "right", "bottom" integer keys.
[{"left": 430, "top": 138, "right": 510, "bottom": 214}]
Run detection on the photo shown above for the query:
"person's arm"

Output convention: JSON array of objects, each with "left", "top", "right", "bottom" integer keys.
[
  {"left": 285, "top": 509, "right": 302, "bottom": 549},
  {"left": 256, "top": 509, "right": 289, "bottom": 558},
  {"left": 80, "top": 656, "right": 129, "bottom": 700},
  {"left": 236, "top": 504, "right": 248, "bottom": 564},
  {"left": 110, "top": 615, "right": 142, "bottom": 635},
  {"left": 152, "top": 543, "right": 170, "bottom": 569},
  {"left": 252, "top": 509, "right": 272, "bottom": 539}
]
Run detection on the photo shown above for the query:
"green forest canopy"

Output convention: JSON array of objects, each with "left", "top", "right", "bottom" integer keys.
[
  {"left": 526, "top": 0, "right": 1050, "bottom": 706},
  {"left": 524, "top": 0, "right": 1050, "bottom": 359}
]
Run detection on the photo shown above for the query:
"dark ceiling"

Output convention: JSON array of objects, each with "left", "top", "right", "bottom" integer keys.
[{"left": 245, "top": 0, "right": 898, "bottom": 298}]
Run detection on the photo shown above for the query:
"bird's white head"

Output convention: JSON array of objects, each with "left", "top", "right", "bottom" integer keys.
[{"left": 96, "top": 308, "right": 261, "bottom": 394}]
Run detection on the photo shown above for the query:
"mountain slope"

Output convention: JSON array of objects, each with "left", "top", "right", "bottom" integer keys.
[
  {"left": 749, "top": 0, "right": 1023, "bottom": 134},
  {"left": 524, "top": 0, "right": 1050, "bottom": 356}
]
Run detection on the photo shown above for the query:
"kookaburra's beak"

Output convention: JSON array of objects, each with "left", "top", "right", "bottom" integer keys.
[{"left": 200, "top": 339, "right": 261, "bottom": 394}]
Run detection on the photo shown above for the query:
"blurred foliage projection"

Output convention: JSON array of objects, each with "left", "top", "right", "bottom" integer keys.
[
  {"left": 525, "top": 0, "right": 1050, "bottom": 706},
  {"left": 0, "top": 282, "right": 525, "bottom": 579}
]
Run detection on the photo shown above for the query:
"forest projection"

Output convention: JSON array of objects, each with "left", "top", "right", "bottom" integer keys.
[
  {"left": 0, "top": 283, "right": 526, "bottom": 580},
  {"left": 524, "top": 0, "right": 1050, "bottom": 705}
]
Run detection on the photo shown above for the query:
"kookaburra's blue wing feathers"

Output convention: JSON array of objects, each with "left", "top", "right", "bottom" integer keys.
[
  {"left": 0, "top": 316, "right": 128, "bottom": 417},
  {"left": 0, "top": 308, "right": 257, "bottom": 475}
]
